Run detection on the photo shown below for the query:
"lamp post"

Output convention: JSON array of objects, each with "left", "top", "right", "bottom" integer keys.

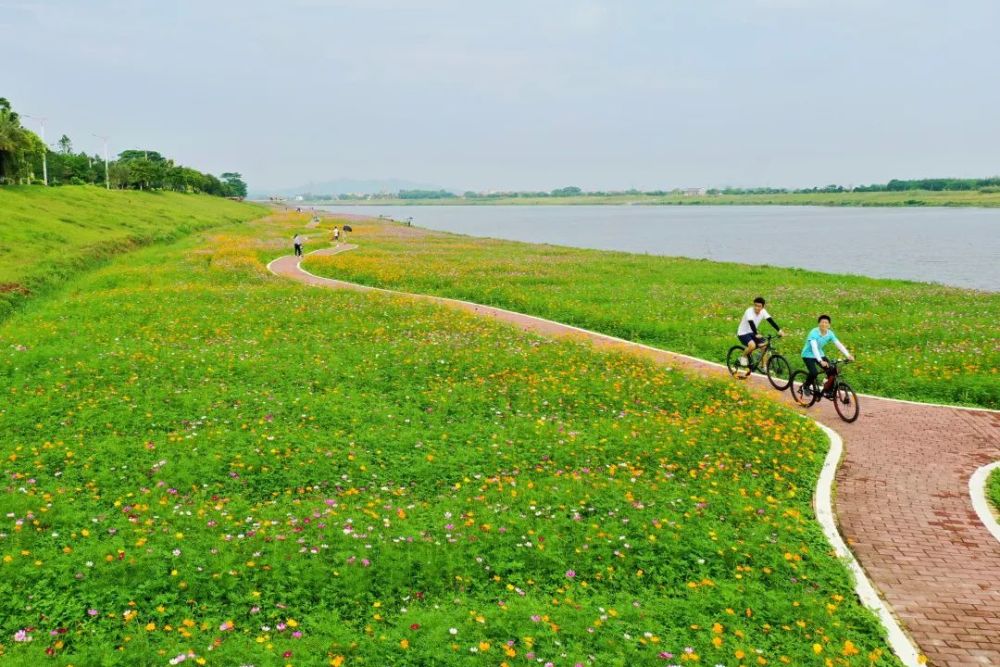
[
  {"left": 92, "top": 133, "right": 110, "bottom": 190},
  {"left": 24, "top": 114, "right": 48, "bottom": 185}
]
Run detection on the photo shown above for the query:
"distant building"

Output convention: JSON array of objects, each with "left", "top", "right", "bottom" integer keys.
[{"left": 682, "top": 187, "right": 707, "bottom": 196}]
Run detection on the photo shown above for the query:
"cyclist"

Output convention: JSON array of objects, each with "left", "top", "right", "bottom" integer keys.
[
  {"left": 736, "top": 297, "right": 784, "bottom": 369},
  {"left": 801, "top": 314, "right": 855, "bottom": 396}
]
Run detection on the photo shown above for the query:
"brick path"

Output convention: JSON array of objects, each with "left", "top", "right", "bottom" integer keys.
[{"left": 271, "top": 248, "right": 1000, "bottom": 667}]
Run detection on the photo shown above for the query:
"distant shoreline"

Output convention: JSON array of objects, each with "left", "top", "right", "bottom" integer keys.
[{"left": 281, "top": 190, "right": 1000, "bottom": 209}]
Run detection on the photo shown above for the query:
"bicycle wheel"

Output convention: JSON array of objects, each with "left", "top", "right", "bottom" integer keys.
[
  {"left": 765, "top": 354, "right": 792, "bottom": 391},
  {"left": 789, "top": 370, "right": 817, "bottom": 407},
  {"left": 833, "top": 382, "right": 860, "bottom": 422},
  {"left": 726, "top": 346, "right": 750, "bottom": 379}
]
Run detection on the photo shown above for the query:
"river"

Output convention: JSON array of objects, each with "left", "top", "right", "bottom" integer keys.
[{"left": 315, "top": 204, "right": 1000, "bottom": 291}]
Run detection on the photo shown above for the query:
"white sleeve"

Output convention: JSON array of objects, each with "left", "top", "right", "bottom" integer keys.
[
  {"left": 810, "top": 340, "right": 822, "bottom": 358},
  {"left": 834, "top": 340, "right": 850, "bottom": 356}
]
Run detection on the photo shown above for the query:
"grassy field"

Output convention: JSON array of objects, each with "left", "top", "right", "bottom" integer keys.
[
  {"left": 0, "top": 209, "right": 903, "bottom": 665},
  {"left": 309, "top": 189, "right": 1000, "bottom": 208},
  {"left": 305, "top": 221, "right": 999, "bottom": 409},
  {"left": 0, "top": 186, "right": 264, "bottom": 321},
  {"left": 990, "top": 468, "right": 1000, "bottom": 517}
]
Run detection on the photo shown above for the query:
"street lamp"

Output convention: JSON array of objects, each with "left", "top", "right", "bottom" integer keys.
[
  {"left": 92, "top": 133, "right": 110, "bottom": 190},
  {"left": 23, "top": 114, "right": 48, "bottom": 186}
]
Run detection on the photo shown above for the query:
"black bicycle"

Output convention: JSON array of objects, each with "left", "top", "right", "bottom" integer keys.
[
  {"left": 725, "top": 334, "right": 792, "bottom": 391},
  {"left": 789, "top": 359, "right": 860, "bottom": 422}
]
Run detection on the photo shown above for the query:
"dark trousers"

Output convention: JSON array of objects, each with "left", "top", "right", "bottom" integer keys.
[
  {"left": 803, "top": 357, "right": 832, "bottom": 391},
  {"left": 294, "top": 244, "right": 302, "bottom": 256}
]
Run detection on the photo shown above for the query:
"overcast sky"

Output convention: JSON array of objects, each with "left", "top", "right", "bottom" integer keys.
[{"left": 4, "top": 0, "right": 999, "bottom": 192}]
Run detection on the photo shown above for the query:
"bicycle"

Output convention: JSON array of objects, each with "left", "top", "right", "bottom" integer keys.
[
  {"left": 725, "top": 334, "right": 793, "bottom": 391},
  {"left": 789, "top": 359, "right": 860, "bottom": 422}
]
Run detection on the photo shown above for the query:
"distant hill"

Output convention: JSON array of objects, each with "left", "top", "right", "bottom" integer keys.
[{"left": 251, "top": 178, "right": 450, "bottom": 199}]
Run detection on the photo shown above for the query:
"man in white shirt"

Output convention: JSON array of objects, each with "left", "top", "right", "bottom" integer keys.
[
  {"left": 736, "top": 297, "right": 784, "bottom": 367},
  {"left": 293, "top": 234, "right": 305, "bottom": 257}
]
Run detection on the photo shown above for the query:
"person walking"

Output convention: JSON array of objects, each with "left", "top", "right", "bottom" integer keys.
[
  {"left": 293, "top": 233, "right": 305, "bottom": 257},
  {"left": 333, "top": 226, "right": 341, "bottom": 245}
]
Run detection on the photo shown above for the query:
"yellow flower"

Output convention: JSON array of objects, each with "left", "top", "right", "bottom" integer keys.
[
  {"left": 400, "top": 639, "right": 409, "bottom": 649},
  {"left": 145, "top": 622, "right": 156, "bottom": 632},
  {"left": 813, "top": 644, "right": 823, "bottom": 654}
]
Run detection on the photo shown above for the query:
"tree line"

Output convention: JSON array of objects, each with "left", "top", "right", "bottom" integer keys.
[{"left": 0, "top": 97, "right": 246, "bottom": 197}]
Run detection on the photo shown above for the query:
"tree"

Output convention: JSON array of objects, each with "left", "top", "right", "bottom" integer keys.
[
  {"left": 108, "top": 161, "right": 131, "bottom": 189},
  {"left": 0, "top": 98, "right": 44, "bottom": 184},
  {"left": 219, "top": 172, "right": 247, "bottom": 198},
  {"left": 57, "top": 134, "right": 72, "bottom": 155}
]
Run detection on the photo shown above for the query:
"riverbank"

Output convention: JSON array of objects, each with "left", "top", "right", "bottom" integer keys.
[
  {"left": 0, "top": 211, "right": 905, "bottom": 665},
  {"left": 302, "top": 217, "right": 1000, "bottom": 409},
  {"left": 300, "top": 189, "right": 1000, "bottom": 208}
]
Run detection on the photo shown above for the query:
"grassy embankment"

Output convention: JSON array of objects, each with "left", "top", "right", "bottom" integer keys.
[
  {"left": 311, "top": 189, "right": 1000, "bottom": 207},
  {"left": 0, "top": 186, "right": 265, "bottom": 321},
  {"left": 989, "top": 469, "right": 1000, "bottom": 517},
  {"left": 0, "top": 206, "right": 903, "bottom": 665},
  {"left": 305, "top": 220, "right": 999, "bottom": 409}
]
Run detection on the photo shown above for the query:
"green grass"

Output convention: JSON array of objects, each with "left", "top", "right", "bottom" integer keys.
[
  {"left": 989, "top": 468, "right": 1000, "bottom": 517},
  {"left": 304, "top": 221, "right": 1000, "bottom": 409},
  {"left": 0, "top": 211, "right": 902, "bottom": 665},
  {"left": 310, "top": 189, "right": 1000, "bottom": 208},
  {"left": 0, "top": 185, "right": 265, "bottom": 322}
]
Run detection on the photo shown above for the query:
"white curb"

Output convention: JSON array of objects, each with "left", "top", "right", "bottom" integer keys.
[{"left": 969, "top": 462, "right": 1000, "bottom": 545}]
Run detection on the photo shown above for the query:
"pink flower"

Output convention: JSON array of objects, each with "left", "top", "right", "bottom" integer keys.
[
  {"left": 565, "top": 569, "right": 576, "bottom": 578},
  {"left": 14, "top": 629, "right": 32, "bottom": 642}
]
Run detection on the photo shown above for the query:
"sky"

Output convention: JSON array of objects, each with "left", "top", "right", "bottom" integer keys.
[{"left": 4, "top": 0, "right": 1000, "bottom": 192}]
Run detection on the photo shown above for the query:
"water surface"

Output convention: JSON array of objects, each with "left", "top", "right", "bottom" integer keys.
[{"left": 317, "top": 205, "right": 1000, "bottom": 291}]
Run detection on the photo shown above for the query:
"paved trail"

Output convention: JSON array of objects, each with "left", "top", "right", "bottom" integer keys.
[{"left": 270, "top": 246, "right": 1000, "bottom": 667}]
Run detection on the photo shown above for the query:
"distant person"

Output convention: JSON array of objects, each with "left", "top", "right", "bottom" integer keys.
[
  {"left": 801, "top": 314, "right": 854, "bottom": 396},
  {"left": 333, "top": 226, "right": 340, "bottom": 244},
  {"left": 293, "top": 234, "right": 305, "bottom": 257},
  {"left": 736, "top": 297, "right": 784, "bottom": 369}
]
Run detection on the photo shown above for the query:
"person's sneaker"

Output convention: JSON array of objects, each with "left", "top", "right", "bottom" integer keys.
[{"left": 739, "top": 356, "right": 749, "bottom": 367}]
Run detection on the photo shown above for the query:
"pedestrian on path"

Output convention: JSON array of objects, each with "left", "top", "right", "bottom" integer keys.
[
  {"left": 332, "top": 226, "right": 340, "bottom": 245},
  {"left": 293, "top": 234, "right": 305, "bottom": 257}
]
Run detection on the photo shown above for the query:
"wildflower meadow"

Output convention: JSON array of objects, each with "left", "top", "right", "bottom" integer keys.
[
  {"left": 0, "top": 211, "right": 903, "bottom": 665},
  {"left": 305, "top": 220, "right": 999, "bottom": 409}
]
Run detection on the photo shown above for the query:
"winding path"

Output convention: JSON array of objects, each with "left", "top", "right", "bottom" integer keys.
[{"left": 269, "top": 245, "right": 1000, "bottom": 667}]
